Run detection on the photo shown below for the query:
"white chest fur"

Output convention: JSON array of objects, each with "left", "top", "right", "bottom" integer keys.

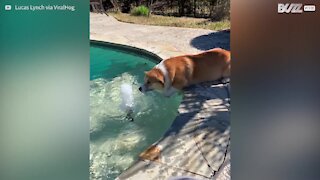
[{"left": 155, "top": 61, "right": 177, "bottom": 97}]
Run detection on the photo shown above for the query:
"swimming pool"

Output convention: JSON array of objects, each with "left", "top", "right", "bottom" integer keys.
[{"left": 90, "top": 42, "right": 182, "bottom": 180}]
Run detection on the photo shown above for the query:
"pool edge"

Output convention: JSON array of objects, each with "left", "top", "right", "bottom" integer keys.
[{"left": 90, "top": 40, "right": 163, "bottom": 63}]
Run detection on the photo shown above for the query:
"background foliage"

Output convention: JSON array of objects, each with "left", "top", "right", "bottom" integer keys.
[
  {"left": 130, "top": 5, "right": 150, "bottom": 16},
  {"left": 105, "top": 0, "right": 230, "bottom": 20}
]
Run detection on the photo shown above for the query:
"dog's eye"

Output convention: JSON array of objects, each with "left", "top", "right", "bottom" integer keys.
[{"left": 146, "top": 81, "right": 150, "bottom": 84}]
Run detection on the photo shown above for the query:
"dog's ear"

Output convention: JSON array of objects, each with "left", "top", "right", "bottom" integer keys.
[
  {"left": 156, "top": 73, "right": 164, "bottom": 85},
  {"left": 158, "top": 77, "right": 164, "bottom": 85},
  {"left": 152, "top": 69, "right": 164, "bottom": 85}
]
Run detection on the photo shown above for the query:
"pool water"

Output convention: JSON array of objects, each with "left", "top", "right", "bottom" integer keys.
[{"left": 90, "top": 43, "right": 182, "bottom": 180}]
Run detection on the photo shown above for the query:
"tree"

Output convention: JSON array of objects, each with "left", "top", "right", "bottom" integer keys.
[
  {"left": 147, "top": 0, "right": 154, "bottom": 16},
  {"left": 178, "top": 0, "right": 186, "bottom": 16},
  {"left": 104, "top": 0, "right": 230, "bottom": 20},
  {"left": 110, "top": 0, "right": 120, "bottom": 11},
  {"left": 193, "top": 0, "right": 197, "bottom": 17}
]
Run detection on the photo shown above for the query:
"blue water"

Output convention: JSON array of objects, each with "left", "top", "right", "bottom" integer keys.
[
  {"left": 90, "top": 44, "right": 155, "bottom": 81},
  {"left": 90, "top": 44, "right": 182, "bottom": 180}
]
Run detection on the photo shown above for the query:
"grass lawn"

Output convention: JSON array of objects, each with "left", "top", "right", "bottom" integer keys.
[{"left": 109, "top": 13, "right": 230, "bottom": 31}]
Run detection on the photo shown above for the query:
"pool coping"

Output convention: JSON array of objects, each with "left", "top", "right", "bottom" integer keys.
[{"left": 91, "top": 40, "right": 163, "bottom": 63}]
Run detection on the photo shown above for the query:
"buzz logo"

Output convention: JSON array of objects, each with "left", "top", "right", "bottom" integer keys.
[
  {"left": 278, "top": 3, "right": 316, "bottom": 14},
  {"left": 278, "top": 3, "right": 303, "bottom": 13}
]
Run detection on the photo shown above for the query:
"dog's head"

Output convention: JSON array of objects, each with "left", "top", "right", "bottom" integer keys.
[{"left": 139, "top": 69, "right": 164, "bottom": 93}]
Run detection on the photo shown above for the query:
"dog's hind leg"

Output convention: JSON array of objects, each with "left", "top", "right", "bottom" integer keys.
[
  {"left": 222, "top": 64, "right": 231, "bottom": 78},
  {"left": 221, "top": 64, "right": 231, "bottom": 84}
]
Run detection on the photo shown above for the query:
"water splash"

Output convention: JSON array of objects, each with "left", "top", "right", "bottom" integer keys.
[
  {"left": 90, "top": 73, "right": 182, "bottom": 180},
  {"left": 120, "top": 83, "right": 134, "bottom": 121},
  {"left": 120, "top": 83, "right": 134, "bottom": 111}
]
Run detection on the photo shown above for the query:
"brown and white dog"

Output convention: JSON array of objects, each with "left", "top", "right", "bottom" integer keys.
[{"left": 139, "top": 48, "right": 230, "bottom": 97}]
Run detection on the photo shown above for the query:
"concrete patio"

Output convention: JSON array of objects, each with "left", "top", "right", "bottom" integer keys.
[
  {"left": 90, "top": 13, "right": 230, "bottom": 180},
  {"left": 90, "top": 13, "right": 230, "bottom": 60}
]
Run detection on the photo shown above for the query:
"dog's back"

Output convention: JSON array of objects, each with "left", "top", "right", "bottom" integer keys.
[
  {"left": 139, "top": 48, "right": 231, "bottom": 96},
  {"left": 163, "top": 48, "right": 230, "bottom": 87},
  {"left": 190, "top": 48, "right": 230, "bottom": 84}
]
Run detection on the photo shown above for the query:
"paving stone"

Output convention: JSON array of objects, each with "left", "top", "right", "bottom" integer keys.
[
  {"left": 193, "top": 125, "right": 230, "bottom": 171},
  {"left": 212, "top": 142, "right": 231, "bottom": 180},
  {"left": 90, "top": 13, "right": 218, "bottom": 60},
  {"left": 164, "top": 114, "right": 200, "bottom": 137},
  {"left": 155, "top": 134, "right": 213, "bottom": 178},
  {"left": 117, "top": 160, "right": 209, "bottom": 180}
]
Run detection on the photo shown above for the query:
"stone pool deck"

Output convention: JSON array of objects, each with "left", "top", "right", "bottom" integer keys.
[
  {"left": 90, "top": 13, "right": 230, "bottom": 180},
  {"left": 90, "top": 13, "right": 230, "bottom": 60}
]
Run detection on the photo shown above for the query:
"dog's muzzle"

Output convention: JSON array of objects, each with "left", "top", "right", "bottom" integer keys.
[{"left": 139, "top": 85, "right": 151, "bottom": 93}]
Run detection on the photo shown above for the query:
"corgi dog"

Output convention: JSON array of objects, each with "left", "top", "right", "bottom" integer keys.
[{"left": 139, "top": 48, "right": 231, "bottom": 97}]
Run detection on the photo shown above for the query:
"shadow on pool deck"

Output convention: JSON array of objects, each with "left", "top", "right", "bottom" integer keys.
[
  {"left": 190, "top": 30, "right": 230, "bottom": 51},
  {"left": 117, "top": 81, "right": 231, "bottom": 179}
]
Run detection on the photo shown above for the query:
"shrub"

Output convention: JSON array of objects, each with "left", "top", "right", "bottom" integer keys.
[{"left": 130, "top": 6, "right": 150, "bottom": 16}]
